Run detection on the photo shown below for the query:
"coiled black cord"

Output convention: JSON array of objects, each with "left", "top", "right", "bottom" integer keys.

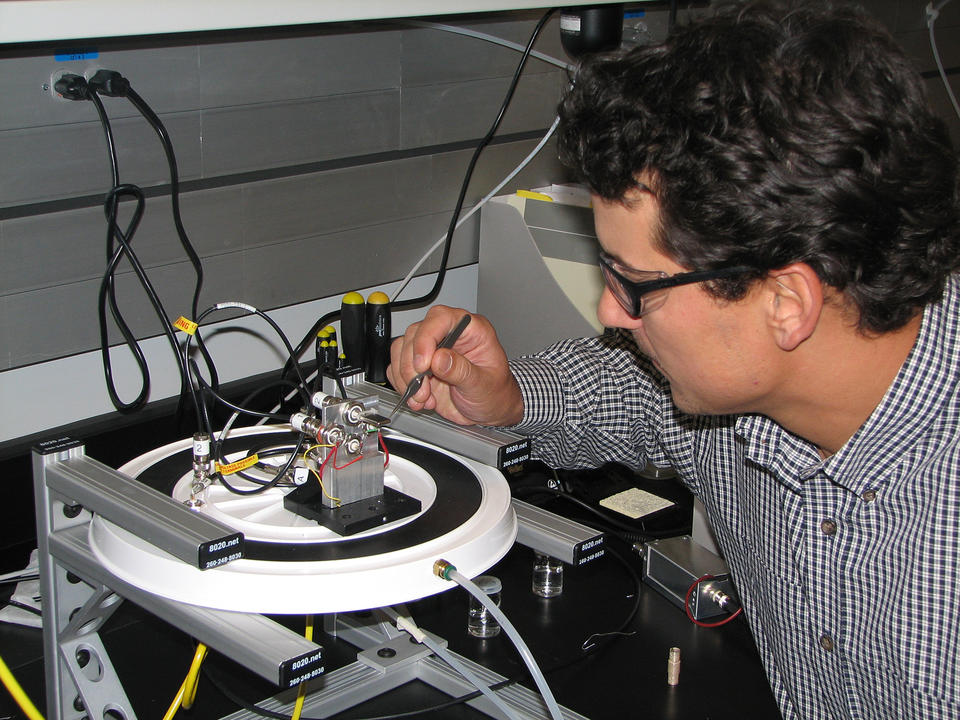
[
  {"left": 86, "top": 87, "right": 200, "bottom": 418},
  {"left": 86, "top": 70, "right": 217, "bottom": 419}
]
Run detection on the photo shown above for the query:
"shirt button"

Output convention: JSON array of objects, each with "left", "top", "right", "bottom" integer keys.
[
  {"left": 820, "top": 634, "right": 835, "bottom": 652},
  {"left": 820, "top": 519, "right": 837, "bottom": 536},
  {"left": 862, "top": 489, "right": 877, "bottom": 502}
]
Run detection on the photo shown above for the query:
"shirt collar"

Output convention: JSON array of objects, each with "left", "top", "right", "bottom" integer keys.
[
  {"left": 822, "top": 276, "right": 960, "bottom": 493},
  {"left": 735, "top": 276, "right": 960, "bottom": 494}
]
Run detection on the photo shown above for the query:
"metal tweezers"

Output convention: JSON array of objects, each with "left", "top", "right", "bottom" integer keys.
[{"left": 389, "top": 313, "right": 472, "bottom": 420}]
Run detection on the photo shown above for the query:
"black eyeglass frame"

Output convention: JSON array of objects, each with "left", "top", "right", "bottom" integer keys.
[{"left": 598, "top": 251, "right": 752, "bottom": 318}]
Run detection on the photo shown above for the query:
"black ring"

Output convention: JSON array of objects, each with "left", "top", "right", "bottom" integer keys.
[{"left": 133, "top": 431, "right": 484, "bottom": 562}]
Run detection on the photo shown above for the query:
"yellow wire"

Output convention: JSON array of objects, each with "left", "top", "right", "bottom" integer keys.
[
  {"left": 303, "top": 444, "right": 341, "bottom": 506},
  {"left": 0, "top": 653, "right": 44, "bottom": 720},
  {"left": 162, "top": 683, "right": 186, "bottom": 720},
  {"left": 162, "top": 642, "right": 207, "bottom": 720},
  {"left": 291, "top": 615, "right": 314, "bottom": 720},
  {"left": 309, "top": 468, "right": 341, "bottom": 506},
  {"left": 181, "top": 643, "right": 207, "bottom": 709}
]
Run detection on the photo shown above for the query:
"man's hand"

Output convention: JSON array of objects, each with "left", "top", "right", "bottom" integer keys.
[{"left": 387, "top": 306, "right": 524, "bottom": 426}]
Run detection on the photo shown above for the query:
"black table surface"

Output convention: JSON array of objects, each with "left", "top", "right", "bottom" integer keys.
[{"left": 0, "top": 538, "right": 780, "bottom": 720}]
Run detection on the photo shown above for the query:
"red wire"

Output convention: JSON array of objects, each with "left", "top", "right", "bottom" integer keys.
[
  {"left": 684, "top": 573, "right": 743, "bottom": 628},
  {"left": 320, "top": 436, "right": 389, "bottom": 476},
  {"left": 318, "top": 444, "right": 337, "bottom": 479},
  {"left": 333, "top": 449, "right": 363, "bottom": 470},
  {"left": 379, "top": 432, "right": 390, "bottom": 469}
]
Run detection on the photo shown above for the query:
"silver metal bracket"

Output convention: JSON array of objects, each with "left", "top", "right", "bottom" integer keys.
[
  {"left": 325, "top": 378, "right": 531, "bottom": 472},
  {"left": 513, "top": 498, "right": 605, "bottom": 566},
  {"left": 220, "top": 611, "right": 590, "bottom": 720},
  {"left": 36, "top": 438, "right": 244, "bottom": 570},
  {"left": 32, "top": 439, "right": 325, "bottom": 720}
]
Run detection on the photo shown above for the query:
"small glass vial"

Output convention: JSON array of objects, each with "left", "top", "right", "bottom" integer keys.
[
  {"left": 467, "top": 575, "right": 502, "bottom": 638},
  {"left": 532, "top": 553, "right": 564, "bottom": 598}
]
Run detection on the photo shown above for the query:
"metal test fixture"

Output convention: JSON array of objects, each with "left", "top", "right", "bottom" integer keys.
[{"left": 32, "top": 375, "right": 606, "bottom": 720}]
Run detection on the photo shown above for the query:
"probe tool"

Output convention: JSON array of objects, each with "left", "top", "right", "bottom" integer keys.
[{"left": 389, "top": 314, "right": 471, "bottom": 420}]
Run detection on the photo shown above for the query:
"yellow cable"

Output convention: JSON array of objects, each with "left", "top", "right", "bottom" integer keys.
[
  {"left": 162, "top": 682, "right": 186, "bottom": 720},
  {"left": 304, "top": 444, "right": 341, "bottom": 506},
  {"left": 291, "top": 616, "right": 314, "bottom": 720},
  {"left": 0, "top": 653, "right": 44, "bottom": 720},
  {"left": 309, "top": 468, "right": 341, "bottom": 506},
  {"left": 162, "top": 642, "right": 207, "bottom": 720},
  {"left": 181, "top": 643, "right": 207, "bottom": 709}
]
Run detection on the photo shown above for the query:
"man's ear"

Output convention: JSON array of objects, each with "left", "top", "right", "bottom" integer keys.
[{"left": 766, "top": 264, "right": 823, "bottom": 351}]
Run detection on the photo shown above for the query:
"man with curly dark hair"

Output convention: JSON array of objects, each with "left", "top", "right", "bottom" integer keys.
[{"left": 388, "top": 1, "right": 960, "bottom": 717}]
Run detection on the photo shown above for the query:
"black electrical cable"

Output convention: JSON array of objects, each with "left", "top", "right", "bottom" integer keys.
[
  {"left": 190, "top": 361, "right": 289, "bottom": 423},
  {"left": 212, "top": 379, "right": 310, "bottom": 487},
  {"left": 87, "top": 88, "right": 151, "bottom": 412},
  {"left": 284, "top": 9, "right": 557, "bottom": 380},
  {"left": 212, "top": 434, "right": 304, "bottom": 496},
  {"left": 184, "top": 301, "right": 310, "bottom": 495},
  {"left": 99, "top": 184, "right": 203, "bottom": 420},
  {"left": 392, "top": 7, "right": 556, "bottom": 313},
  {"left": 668, "top": 0, "right": 679, "bottom": 30},
  {"left": 186, "top": 302, "right": 310, "bottom": 397},
  {"left": 86, "top": 79, "right": 204, "bottom": 419},
  {"left": 123, "top": 85, "right": 220, "bottom": 393},
  {"left": 224, "top": 377, "right": 314, "bottom": 432},
  {"left": 88, "top": 70, "right": 220, "bottom": 410}
]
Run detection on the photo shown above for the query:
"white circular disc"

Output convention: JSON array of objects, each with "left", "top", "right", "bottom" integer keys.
[{"left": 89, "top": 425, "right": 517, "bottom": 613}]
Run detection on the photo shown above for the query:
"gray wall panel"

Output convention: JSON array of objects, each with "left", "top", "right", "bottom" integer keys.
[
  {"left": 1, "top": 187, "right": 245, "bottom": 295},
  {"left": 0, "top": 111, "right": 202, "bottom": 207},
  {"left": 1, "top": 206, "right": 105, "bottom": 294},
  {"left": 240, "top": 211, "right": 480, "bottom": 310},
  {"left": 4, "top": 255, "right": 242, "bottom": 366},
  {"left": 400, "top": 71, "right": 562, "bottom": 148},
  {"left": 240, "top": 156, "right": 433, "bottom": 248},
  {"left": 428, "top": 138, "right": 567, "bottom": 209},
  {"left": 0, "top": 295, "right": 8, "bottom": 369},
  {"left": 201, "top": 91, "right": 400, "bottom": 175},
  {"left": 198, "top": 30, "right": 402, "bottom": 106}
]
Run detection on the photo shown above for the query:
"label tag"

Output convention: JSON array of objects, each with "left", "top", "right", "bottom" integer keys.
[
  {"left": 174, "top": 316, "right": 198, "bottom": 335},
  {"left": 293, "top": 467, "right": 309, "bottom": 485},
  {"left": 216, "top": 454, "right": 259, "bottom": 475},
  {"left": 55, "top": 48, "right": 99, "bottom": 62},
  {"left": 198, "top": 534, "right": 244, "bottom": 570},
  {"left": 33, "top": 437, "right": 83, "bottom": 455},
  {"left": 498, "top": 438, "right": 531, "bottom": 471},
  {"left": 280, "top": 648, "right": 325, "bottom": 687}
]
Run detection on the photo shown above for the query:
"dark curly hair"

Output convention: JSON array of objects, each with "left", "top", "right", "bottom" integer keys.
[{"left": 557, "top": 0, "right": 960, "bottom": 333}]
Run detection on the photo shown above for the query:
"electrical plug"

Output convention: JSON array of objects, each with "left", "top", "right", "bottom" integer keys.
[
  {"left": 88, "top": 69, "right": 130, "bottom": 97},
  {"left": 53, "top": 73, "right": 89, "bottom": 101}
]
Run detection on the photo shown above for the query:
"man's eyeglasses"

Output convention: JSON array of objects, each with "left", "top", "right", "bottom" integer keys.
[{"left": 598, "top": 251, "right": 751, "bottom": 318}]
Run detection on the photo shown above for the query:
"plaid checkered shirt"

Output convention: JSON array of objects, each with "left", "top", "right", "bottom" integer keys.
[{"left": 508, "top": 276, "right": 960, "bottom": 719}]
